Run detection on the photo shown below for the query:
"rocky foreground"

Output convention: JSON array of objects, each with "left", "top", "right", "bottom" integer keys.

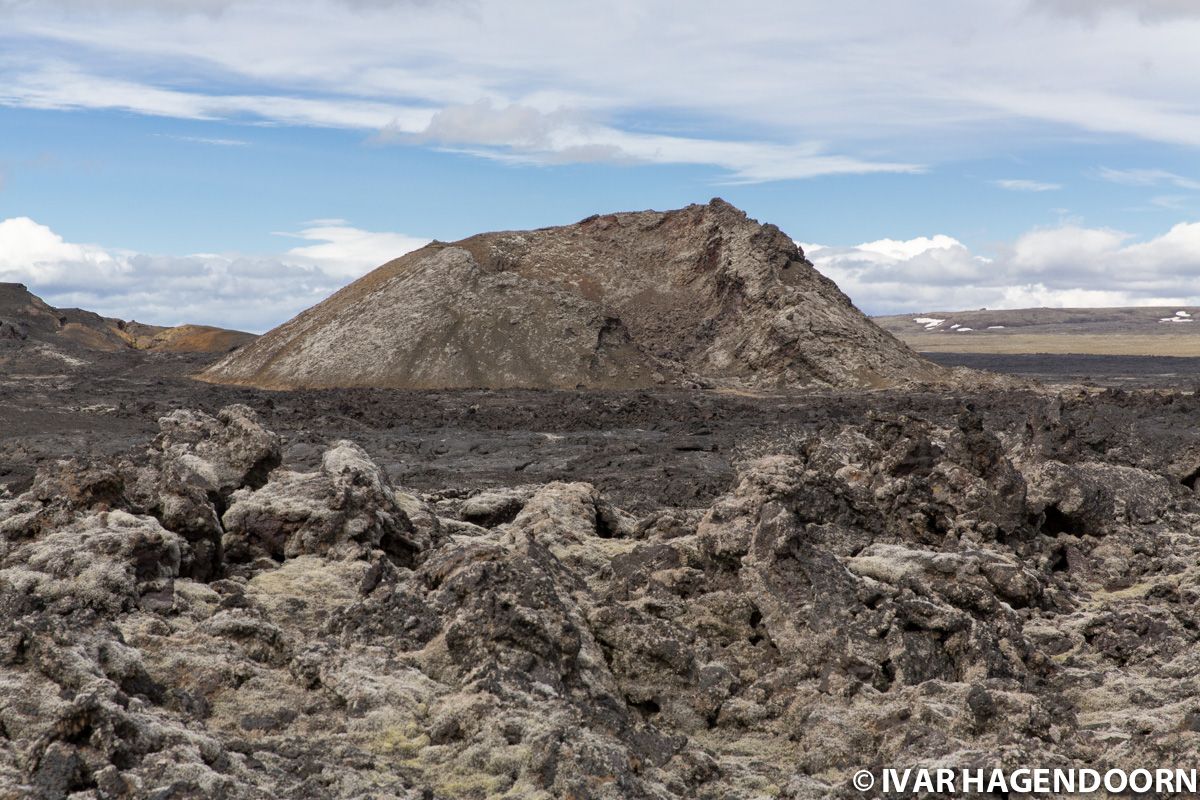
[{"left": 3, "top": 397, "right": 1200, "bottom": 799}]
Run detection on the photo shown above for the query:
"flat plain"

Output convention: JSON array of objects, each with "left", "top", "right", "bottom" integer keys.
[{"left": 875, "top": 306, "right": 1200, "bottom": 356}]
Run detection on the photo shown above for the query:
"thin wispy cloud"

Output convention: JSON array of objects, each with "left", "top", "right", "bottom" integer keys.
[
  {"left": 157, "top": 133, "right": 249, "bottom": 146},
  {"left": 1096, "top": 167, "right": 1200, "bottom": 191},
  {"left": 2, "top": 0, "right": 1200, "bottom": 181},
  {"left": 0, "top": 0, "right": 444, "bottom": 14},
  {"left": 1033, "top": 0, "right": 1200, "bottom": 22},
  {"left": 391, "top": 100, "right": 926, "bottom": 182},
  {"left": 993, "top": 179, "right": 1062, "bottom": 192},
  {"left": 963, "top": 88, "right": 1200, "bottom": 149},
  {"left": 0, "top": 63, "right": 435, "bottom": 130}
]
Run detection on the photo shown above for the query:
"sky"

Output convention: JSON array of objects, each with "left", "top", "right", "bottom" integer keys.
[{"left": 2, "top": 0, "right": 1200, "bottom": 331}]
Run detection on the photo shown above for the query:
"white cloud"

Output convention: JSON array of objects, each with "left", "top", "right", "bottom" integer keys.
[
  {"left": 993, "top": 179, "right": 1062, "bottom": 192},
  {"left": 807, "top": 235, "right": 990, "bottom": 291},
  {"left": 3, "top": 0, "right": 1200, "bottom": 179},
  {"left": 0, "top": 0, "right": 238, "bottom": 12},
  {"left": 393, "top": 100, "right": 923, "bottom": 181},
  {"left": 1096, "top": 167, "right": 1200, "bottom": 190},
  {"left": 805, "top": 220, "right": 1200, "bottom": 314},
  {"left": 853, "top": 235, "right": 967, "bottom": 260},
  {"left": 0, "top": 0, "right": 440, "bottom": 14},
  {"left": 1008, "top": 225, "right": 1131, "bottom": 276},
  {"left": 1149, "top": 195, "right": 1191, "bottom": 210},
  {"left": 964, "top": 88, "right": 1200, "bottom": 149},
  {"left": 158, "top": 134, "right": 249, "bottom": 146},
  {"left": 0, "top": 217, "right": 129, "bottom": 285},
  {"left": 0, "top": 63, "right": 436, "bottom": 130},
  {"left": 0, "top": 217, "right": 428, "bottom": 331},
  {"left": 0, "top": 68, "right": 920, "bottom": 182},
  {"left": 414, "top": 100, "right": 570, "bottom": 150},
  {"left": 1033, "top": 0, "right": 1200, "bottom": 22},
  {"left": 278, "top": 223, "right": 430, "bottom": 278}
]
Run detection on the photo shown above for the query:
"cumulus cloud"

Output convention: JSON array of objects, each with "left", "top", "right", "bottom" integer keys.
[
  {"left": 993, "top": 179, "right": 1062, "bottom": 192},
  {"left": 805, "top": 221, "right": 1200, "bottom": 314},
  {"left": 0, "top": 217, "right": 130, "bottom": 287},
  {"left": 0, "top": 217, "right": 428, "bottom": 332},
  {"left": 278, "top": 222, "right": 430, "bottom": 278}
]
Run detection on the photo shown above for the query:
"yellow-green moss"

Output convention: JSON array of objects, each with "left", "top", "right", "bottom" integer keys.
[
  {"left": 434, "top": 772, "right": 511, "bottom": 798},
  {"left": 372, "top": 722, "right": 430, "bottom": 758}
]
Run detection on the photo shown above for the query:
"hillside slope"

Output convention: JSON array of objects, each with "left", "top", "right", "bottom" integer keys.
[{"left": 201, "top": 200, "right": 949, "bottom": 391}]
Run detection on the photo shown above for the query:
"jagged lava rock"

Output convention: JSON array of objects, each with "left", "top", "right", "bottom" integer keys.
[
  {"left": 7, "top": 402, "right": 1200, "bottom": 798},
  {"left": 221, "top": 440, "right": 438, "bottom": 567}
]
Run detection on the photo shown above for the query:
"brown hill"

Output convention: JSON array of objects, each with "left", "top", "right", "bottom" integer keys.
[
  {"left": 119, "top": 321, "right": 259, "bottom": 354},
  {"left": 0, "top": 282, "right": 256, "bottom": 363},
  {"left": 200, "top": 199, "right": 951, "bottom": 391}
]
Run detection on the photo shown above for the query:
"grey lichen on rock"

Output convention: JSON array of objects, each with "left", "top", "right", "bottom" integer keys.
[
  {"left": 222, "top": 439, "right": 437, "bottom": 567},
  {"left": 4, "top": 402, "right": 1200, "bottom": 798}
]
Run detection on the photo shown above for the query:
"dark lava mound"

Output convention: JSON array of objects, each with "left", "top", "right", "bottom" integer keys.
[{"left": 200, "top": 199, "right": 949, "bottom": 390}]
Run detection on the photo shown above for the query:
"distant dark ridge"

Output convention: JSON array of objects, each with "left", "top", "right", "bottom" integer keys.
[{"left": 0, "top": 282, "right": 255, "bottom": 354}]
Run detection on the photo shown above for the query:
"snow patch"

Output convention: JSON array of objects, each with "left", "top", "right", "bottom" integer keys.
[
  {"left": 987, "top": 325, "right": 1005, "bottom": 329},
  {"left": 1161, "top": 310, "right": 1195, "bottom": 323},
  {"left": 956, "top": 327, "right": 974, "bottom": 332},
  {"left": 913, "top": 317, "right": 944, "bottom": 330}
]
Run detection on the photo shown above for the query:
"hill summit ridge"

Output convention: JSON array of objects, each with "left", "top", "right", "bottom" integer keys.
[{"left": 201, "top": 199, "right": 946, "bottom": 390}]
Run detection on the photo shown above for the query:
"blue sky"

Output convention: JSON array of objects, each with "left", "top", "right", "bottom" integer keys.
[{"left": 2, "top": 0, "right": 1200, "bottom": 330}]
